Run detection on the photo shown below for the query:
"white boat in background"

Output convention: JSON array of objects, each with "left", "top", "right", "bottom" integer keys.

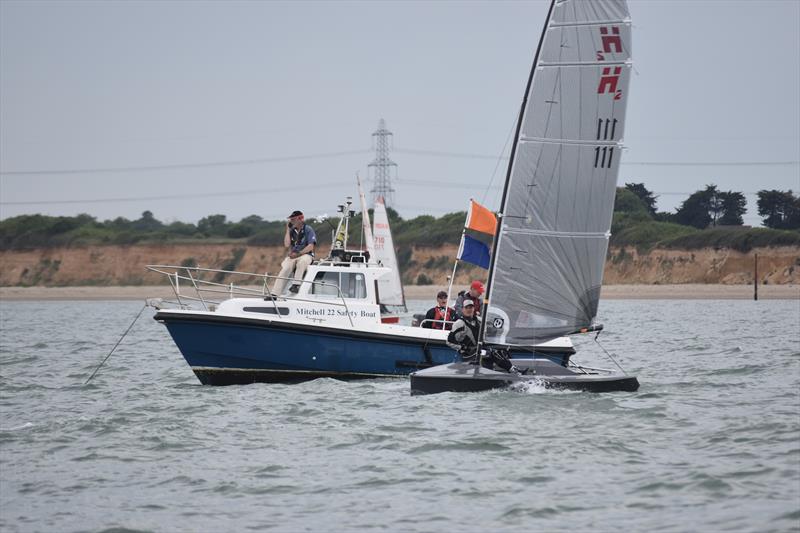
[
  {"left": 357, "top": 177, "right": 403, "bottom": 324},
  {"left": 372, "top": 196, "right": 407, "bottom": 315}
]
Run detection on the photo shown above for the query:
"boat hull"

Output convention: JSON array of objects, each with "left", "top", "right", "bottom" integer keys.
[
  {"left": 154, "top": 311, "right": 573, "bottom": 385},
  {"left": 409, "top": 362, "right": 639, "bottom": 395}
]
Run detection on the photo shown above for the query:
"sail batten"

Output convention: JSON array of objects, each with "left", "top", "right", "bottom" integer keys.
[{"left": 483, "top": 0, "right": 631, "bottom": 346}]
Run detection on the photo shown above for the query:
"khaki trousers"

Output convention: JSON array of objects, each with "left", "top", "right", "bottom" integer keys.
[{"left": 273, "top": 254, "right": 313, "bottom": 295}]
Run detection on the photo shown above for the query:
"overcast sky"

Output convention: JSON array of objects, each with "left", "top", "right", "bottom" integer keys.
[{"left": 1, "top": 0, "right": 798, "bottom": 227}]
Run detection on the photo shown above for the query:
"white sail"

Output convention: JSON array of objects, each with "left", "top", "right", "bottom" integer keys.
[
  {"left": 485, "top": 0, "right": 632, "bottom": 345},
  {"left": 356, "top": 175, "right": 376, "bottom": 260},
  {"left": 372, "top": 196, "right": 405, "bottom": 307}
]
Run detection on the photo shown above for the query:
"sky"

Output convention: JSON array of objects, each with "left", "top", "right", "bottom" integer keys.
[{"left": 1, "top": 0, "right": 799, "bottom": 227}]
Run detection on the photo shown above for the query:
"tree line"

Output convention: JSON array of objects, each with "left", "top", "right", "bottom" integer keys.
[
  {"left": 1, "top": 186, "right": 798, "bottom": 251},
  {"left": 622, "top": 184, "right": 800, "bottom": 230}
]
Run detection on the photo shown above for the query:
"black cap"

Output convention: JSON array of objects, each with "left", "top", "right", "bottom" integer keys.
[{"left": 288, "top": 210, "right": 303, "bottom": 218}]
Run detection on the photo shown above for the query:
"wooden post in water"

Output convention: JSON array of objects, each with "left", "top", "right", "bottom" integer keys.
[{"left": 754, "top": 253, "right": 758, "bottom": 301}]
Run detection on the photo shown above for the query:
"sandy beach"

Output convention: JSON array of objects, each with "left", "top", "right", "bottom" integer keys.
[{"left": 0, "top": 284, "right": 797, "bottom": 301}]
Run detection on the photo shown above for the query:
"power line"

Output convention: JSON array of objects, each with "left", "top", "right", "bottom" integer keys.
[
  {"left": 0, "top": 182, "right": 351, "bottom": 206},
  {"left": 396, "top": 148, "right": 799, "bottom": 167},
  {"left": 1, "top": 147, "right": 797, "bottom": 177},
  {"left": 0, "top": 150, "right": 372, "bottom": 176}
]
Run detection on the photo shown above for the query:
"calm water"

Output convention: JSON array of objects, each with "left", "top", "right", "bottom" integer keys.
[{"left": 1, "top": 298, "right": 799, "bottom": 533}]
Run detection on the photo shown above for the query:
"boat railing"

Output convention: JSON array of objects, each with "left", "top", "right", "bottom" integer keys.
[
  {"left": 417, "top": 319, "right": 456, "bottom": 330},
  {"left": 145, "top": 264, "right": 356, "bottom": 327}
]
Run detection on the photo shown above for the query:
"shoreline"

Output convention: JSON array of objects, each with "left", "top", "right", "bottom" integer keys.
[{"left": 0, "top": 284, "right": 797, "bottom": 301}]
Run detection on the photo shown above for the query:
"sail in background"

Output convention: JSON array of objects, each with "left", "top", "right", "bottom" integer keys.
[
  {"left": 485, "top": 0, "right": 632, "bottom": 345},
  {"left": 372, "top": 196, "right": 405, "bottom": 307},
  {"left": 356, "top": 175, "right": 376, "bottom": 260}
]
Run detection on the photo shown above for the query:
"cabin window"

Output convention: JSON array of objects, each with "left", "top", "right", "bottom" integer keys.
[{"left": 311, "top": 271, "right": 367, "bottom": 299}]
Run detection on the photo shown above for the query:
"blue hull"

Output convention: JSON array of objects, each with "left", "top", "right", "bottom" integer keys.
[{"left": 154, "top": 311, "right": 573, "bottom": 385}]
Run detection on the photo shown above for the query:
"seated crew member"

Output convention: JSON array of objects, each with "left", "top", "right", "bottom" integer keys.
[
  {"left": 446, "top": 299, "right": 524, "bottom": 374},
  {"left": 454, "top": 280, "right": 485, "bottom": 317},
  {"left": 272, "top": 210, "right": 317, "bottom": 295},
  {"left": 422, "top": 290, "right": 456, "bottom": 330}
]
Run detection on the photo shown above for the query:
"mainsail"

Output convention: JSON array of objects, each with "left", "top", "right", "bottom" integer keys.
[
  {"left": 372, "top": 196, "right": 406, "bottom": 308},
  {"left": 484, "top": 0, "right": 632, "bottom": 345}
]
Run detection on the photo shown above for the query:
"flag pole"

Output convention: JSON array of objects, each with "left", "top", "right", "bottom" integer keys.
[
  {"left": 447, "top": 206, "right": 470, "bottom": 307},
  {"left": 446, "top": 233, "right": 463, "bottom": 306}
]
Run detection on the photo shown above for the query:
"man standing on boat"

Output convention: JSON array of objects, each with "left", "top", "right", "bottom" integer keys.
[
  {"left": 422, "top": 291, "right": 456, "bottom": 330},
  {"left": 273, "top": 210, "right": 316, "bottom": 295},
  {"left": 446, "top": 299, "right": 523, "bottom": 374},
  {"left": 454, "top": 280, "right": 484, "bottom": 317}
]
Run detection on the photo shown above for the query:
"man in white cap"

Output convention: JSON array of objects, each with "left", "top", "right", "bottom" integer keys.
[
  {"left": 446, "top": 299, "right": 525, "bottom": 374},
  {"left": 272, "top": 210, "right": 316, "bottom": 295}
]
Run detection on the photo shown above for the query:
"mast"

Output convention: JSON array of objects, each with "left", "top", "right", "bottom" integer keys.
[{"left": 477, "top": 0, "right": 557, "bottom": 350}]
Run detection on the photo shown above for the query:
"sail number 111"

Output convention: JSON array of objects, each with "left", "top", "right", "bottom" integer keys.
[{"left": 594, "top": 118, "right": 618, "bottom": 168}]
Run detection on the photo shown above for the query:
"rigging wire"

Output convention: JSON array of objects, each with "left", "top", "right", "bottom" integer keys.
[
  {"left": 593, "top": 332, "right": 629, "bottom": 376},
  {"left": 481, "top": 112, "right": 520, "bottom": 208}
]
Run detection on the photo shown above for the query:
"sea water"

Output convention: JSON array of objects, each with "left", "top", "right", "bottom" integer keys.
[{"left": 1, "top": 299, "right": 798, "bottom": 532}]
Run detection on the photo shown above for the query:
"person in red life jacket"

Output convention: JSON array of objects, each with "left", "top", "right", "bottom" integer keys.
[
  {"left": 454, "top": 280, "right": 484, "bottom": 318},
  {"left": 422, "top": 291, "right": 456, "bottom": 330}
]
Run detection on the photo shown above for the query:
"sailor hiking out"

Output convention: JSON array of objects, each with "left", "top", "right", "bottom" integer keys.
[{"left": 446, "top": 299, "right": 524, "bottom": 374}]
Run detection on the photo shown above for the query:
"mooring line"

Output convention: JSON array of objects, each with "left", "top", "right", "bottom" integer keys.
[{"left": 84, "top": 303, "right": 147, "bottom": 385}]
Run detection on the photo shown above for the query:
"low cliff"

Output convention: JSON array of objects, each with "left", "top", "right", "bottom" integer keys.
[{"left": 0, "top": 244, "right": 797, "bottom": 286}]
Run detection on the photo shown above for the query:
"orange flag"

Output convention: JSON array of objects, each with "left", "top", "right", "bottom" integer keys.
[{"left": 465, "top": 199, "right": 497, "bottom": 235}]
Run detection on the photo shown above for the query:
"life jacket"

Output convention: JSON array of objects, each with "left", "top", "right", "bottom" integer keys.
[
  {"left": 290, "top": 224, "right": 316, "bottom": 257},
  {"left": 432, "top": 306, "right": 455, "bottom": 330}
]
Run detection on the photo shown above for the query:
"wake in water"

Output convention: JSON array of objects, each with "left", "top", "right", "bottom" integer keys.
[{"left": 506, "top": 379, "right": 583, "bottom": 395}]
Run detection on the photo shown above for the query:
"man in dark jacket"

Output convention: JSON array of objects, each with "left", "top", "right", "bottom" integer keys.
[
  {"left": 273, "top": 210, "right": 317, "bottom": 295},
  {"left": 446, "top": 299, "right": 523, "bottom": 374}
]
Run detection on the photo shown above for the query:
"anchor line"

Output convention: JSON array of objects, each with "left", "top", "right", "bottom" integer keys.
[
  {"left": 594, "top": 332, "right": 629, "bottom": 376},
  {"left": 84, "top": 303, "right": 148, "bottom": 385}
]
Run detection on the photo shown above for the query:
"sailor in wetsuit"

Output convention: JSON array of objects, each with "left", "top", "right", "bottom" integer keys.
[{"left": 446, "top": 299, "right": 524, "bottom": 374}]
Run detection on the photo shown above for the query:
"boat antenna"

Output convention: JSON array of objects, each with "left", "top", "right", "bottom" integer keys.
[{"left": 476, "top": 0, "right": 556, "bottom": 365}]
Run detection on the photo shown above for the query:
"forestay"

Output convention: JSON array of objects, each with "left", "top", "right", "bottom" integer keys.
[
  {"left": 372, "top": 196, "right": 405, "bottom": 307},
  {"left": 485, "top": 0, "right": 632, "bottom": 345}
]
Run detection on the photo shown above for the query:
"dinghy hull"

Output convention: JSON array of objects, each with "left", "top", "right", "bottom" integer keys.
[{"left": 409, "top": 362, "right": 639, "bottom": 395}]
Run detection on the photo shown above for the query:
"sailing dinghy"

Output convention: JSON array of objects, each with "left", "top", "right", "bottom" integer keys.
[{"left": 411, "top": 0, "right": 639, "bottom": 395}]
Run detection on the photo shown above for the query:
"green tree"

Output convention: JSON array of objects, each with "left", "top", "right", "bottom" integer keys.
[
  {"left": 718, "top": 191, "right": 747, "bottom": 226},
  {"left": 674, "top": 185, "right": 747, "bottom": 228},
  {"left": 132, "top": 211, "right": 162, "bottom": 232},
  {"left": 757, "top": 190, "right": 800, "bottom": 229},
  {"left": 624, "top": 182, "right": 657, "bottom": 215},
  {"left": 198, "top": 214, "right": 228, "bottom": 236},
  {"left": 675, "top": 185, "right": 716, "bottom": 229},
  {"left": 614, "top": 187, "right": 651, "bottom": 215}
]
